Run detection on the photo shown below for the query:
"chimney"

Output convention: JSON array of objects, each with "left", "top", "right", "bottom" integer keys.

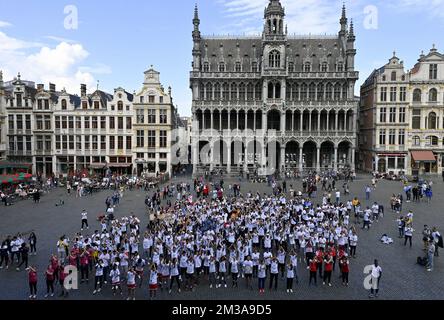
[
  {"left": 80, "top": 84, "right": 87, "bottom": 97},
  {"left": 49, "top": 83, "right": 56, "bottom": 93},
  {"left": 37, "top": 84, "right": 44, "bottom": 91}
]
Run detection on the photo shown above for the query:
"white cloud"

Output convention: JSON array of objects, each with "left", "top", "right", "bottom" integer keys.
[
  {"left": 0, "top": 21, "right": 12, "bottom": 28},
  {"left": 44, "top": 36, "right": 77, "bottom": 44},
  {"left": 0, "top": 31, "right": 111, "bottom": 93}
]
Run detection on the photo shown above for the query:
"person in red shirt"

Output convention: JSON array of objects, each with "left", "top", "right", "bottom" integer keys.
[
  {"left": 68, "top": 250, "right": 77, "bottom": 267},
  {"left": 323, "top": 254, "right": 334, "bottom": 286},
  {"left": 27, "top": 266, "right": 38, "bottom": 299},
  {"left": 329, "top": 246, "right": 337, "bottom": 271},
  {"left": 315, "top": 248, "right": 324, "bottom": 278},
  {"left": 339, "top": 255, "right": 350, "bottom": 286},
  {"left": 308, "top": 257, "right": 318, "bottom": 286},
  {"left": 50, "top": 254, "right": 60, "bottom": 282},
  {"left": 59, "top": 262, "right": 69, "bottom": 297},
  {"left": 45, "top": 264, "right": 55, "bottom": 298},
  {"left": 79, "top": 249, "right": 90, "bottom": 284}
]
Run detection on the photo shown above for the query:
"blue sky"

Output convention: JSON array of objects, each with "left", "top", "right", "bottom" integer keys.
[{"left": 1, "top": 0, "right": 444, "bottom": 116}]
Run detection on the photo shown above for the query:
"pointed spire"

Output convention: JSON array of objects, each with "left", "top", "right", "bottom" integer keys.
[
  {"left": 17, "top": 72, "right": 21, "bottom": 80},
  {"left": 194, "top": 3, "right": 199, "bottom": 21},
  {"left": 431, "top": 43, "right": 437, "bottom": 53},
  {"left": 348, "top": 19, "right": 355, "bottom": 39},
  {"left": 339, "top": 3, "right": 348, "bottom": 36},
  {"left": 0, "top": 70, "right": 3, "bottom": 83},
  {"left": 342, "top": 3, "right": 346, "bottom": 20}
]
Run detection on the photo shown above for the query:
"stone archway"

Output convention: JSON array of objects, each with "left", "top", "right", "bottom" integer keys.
[
  {"left": 303, "top": 141, "right": 317, "bottom": 170},
  {"left": 320, "top": 141, "right": 335, "bottom": 169},
  {"left": 285, "top": 141, "right": 300, "bottom": 168},
  {"left": 267, "top": 109, "right": 281, "bottom": 131},
  {"left": 338, "top": 140, "right": 352, "bottom": 169}
]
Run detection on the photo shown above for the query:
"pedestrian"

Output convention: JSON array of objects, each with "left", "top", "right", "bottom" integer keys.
[
  {"left": 93, "top": 259, "right": 104, "bottom": 295},
  {"left": 308, "top": 256, "right": 318, "bottom": 286},
  {"left": 362, "top": 207, "right": 371, "bottom": 230},
  {"left": 427, "top": 241, "right": 436, "bottom": 272},
  {"left": 0, "top": 238, "right": 9, "bottom": 269},
  {"left": 44, "top": 264, "right": 55, "bottom": 298},
  {"left": 169, "top": 258, "right": 181, "bottom": 293},
  {"left": 243, "top": 255, "right": 253, "bottom": 290},
  {"left": 27, "top": 265, "right": 38, "bottom": 299},
  {"left": 257, "top": 260, "right": 266, "bottom": 294},
  {"left": 269, "top": 257, "right": 279, "bottom": 291},
  {"left": 16, "top": 243, "right": 29, "bottom": 271},
  {"left": 323, "top": 254, "right": 333, "bottom": 286},
  {"left": 127, "top": 267, "right": 136, "bottom": 300},
  {"left": 365, "top": 185, "right": 371, "bottom": 200},
  {"left": 109, "top": 264, "right": 123, "bottom": 296},
  {"left": 58, "top": 262, "right": 68, "bottom": 297},
  {"left": 404, "top": 224, "right": 414, "bottom": 248},
  {"left": 339, "top": 255, "right": 349, "bottom": 286},
  {"left": 286, "top": 263, "right": 294, "bottom": 293},
  {"left": 81, "top": 209, "right": 89, "bottom": 231},
  {"left": 368, "top": 259, "right": 382, "bottom": 298},
  {"left": 28, "top": 232, "right": 37, "bottom": 256},
  {"left": 149, "top": 264, "right": 158, "bottom": 300}
]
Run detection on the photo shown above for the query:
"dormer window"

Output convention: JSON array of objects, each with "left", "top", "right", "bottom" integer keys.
[
  {"left": 16, "top": 94, "right": 22, "bottom": 107},
  {"left": 269, "top": 50, "right": 280, "bottom": 68},
  {"left": 382, "top": 75, "right": 386, "bottom": 81},
  {"left": 37, "top": 100, "right": 43, "bottom": 110},
  {"left": 82, "top": 101, "right": 88, "bottom": 110},
  {"left": 61, "top": 99, "right": 67, "bottom": 110},
  {"left": 149, "top": 95, "right": 155, "bottom": 103},
  {"left": 321, "top": 62, "right": 328, "bottom": 72},
  {"left": 44, "top": 100, "right": 49, "bottom": 110},
  {"left": 337, "top": 62, "right": 344, "bottom": 72},
  {"left": 252, "top": 62, "right": 258, "bottom": 72},
  {"left": 118, "top": 101, "right": 123, "bottom": 111},
  {"left": 391, "top": 71, "right": 396, "bottom": 81},
  {"left": 94, "top": 101, "right": 100, "bottom": 110}
]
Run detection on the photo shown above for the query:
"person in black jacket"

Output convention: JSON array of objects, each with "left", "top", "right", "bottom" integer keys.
[{"left": 28, "top": 232, "right": 37, "bottom": 256}]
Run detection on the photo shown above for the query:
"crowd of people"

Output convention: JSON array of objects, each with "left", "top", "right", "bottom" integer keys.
[{"left": 0, "top": 170, "right": 442, "bottom": 300}]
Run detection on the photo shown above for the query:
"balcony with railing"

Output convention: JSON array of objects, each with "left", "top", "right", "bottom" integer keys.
[{"left": 7, "top": 150, "right": 32, "bottom": 156}]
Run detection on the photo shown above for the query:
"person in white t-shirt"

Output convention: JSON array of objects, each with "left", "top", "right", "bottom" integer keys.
[
  {"left": 109, "top": 264, "right": 123, "bottom": 296},
  {"left": 369, "top": 259, "right": 382, "bottom": 298},
  {"left": 149, "top": 264, "right": 158, "bottom": 300},
  {"left": 81, "top": 210, "right": 89, "bottom": 230},
  {"left": 126, "top": 267, "right": 136, "bottom": 300}
]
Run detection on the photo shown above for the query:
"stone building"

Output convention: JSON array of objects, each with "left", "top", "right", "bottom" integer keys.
[
  {"left": 360, "top": 46, "right": 444, "bottom": 176},
  {"left": 190, "top": 0, "right": 359, "bottom": 176}
]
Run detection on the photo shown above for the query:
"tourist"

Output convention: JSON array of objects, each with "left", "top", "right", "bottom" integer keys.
[
  {"left": 127, "top": 267, "right": 136, "bottom": 300},
  {"left": 110, "top": 263, "right": 123, "bottom": 296},
  {"left": 257, "top": 259, "right": 266, "bottom": 294},
  {"left": 28, "top": 232, "right": 37, "bottom": 256},
  {"left": 93, "top": 259, "right": 104, "bottom": 295},
  {"left": 427, "top": 241, "right": 436, "bottom": 272},
  {"left": 80, "top": 209, "right": 89, "bottom": 231},
  {"left": 339, "top": 255, "right": 349, "bottom": 286},
  {"left": 368, "top": 259, "right": 382, "bottom": 298},
  {"left": 44, "top": 264, "right": 55, "bottom": 298},
  {"left": 27, "top": 265, "right": 38, "bottom": 299},
  {"left": 404, "top": 224, "right": 414, "bottom": 248},
  {"left": 149, "top": 264, "right": 158, "bottom": 300}
]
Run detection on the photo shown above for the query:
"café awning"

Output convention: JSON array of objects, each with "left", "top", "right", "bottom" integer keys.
[
  {"left": 411, "top": 150, "right": 436, "bottom": 162},
  {"left": 0, "top": 173, "right": 33, "bottom": 185}
]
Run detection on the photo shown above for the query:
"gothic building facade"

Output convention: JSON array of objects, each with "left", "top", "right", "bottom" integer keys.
[{"left": 190, "top": 0, "right": 359, "bottom": 176}]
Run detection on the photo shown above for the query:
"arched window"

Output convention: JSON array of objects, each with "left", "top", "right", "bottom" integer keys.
[
  {"left": 429, "top": 88, "right": 438, "bottom": 102},
  {"left": 219, "top": 62, "right": 225, "bottom": 72},
  {"left": 413, "top": 88, "right": 422, "bottom": 102},
  {"left": 326, "top": 83, "right": 333, "bottom": 100},
  {"left": 428, "top": 112, "right": 437, "bottom": 129},
  {"left": 304, "top": 62, "right": 311, "bottom": 72},
  {"left": 382, "top": 75, "right": 386, "bottom": 81},
  {"left": 269, "top": 50, "right": 280, "bottom": 68},
  {"left": 426, "top": 136, "right": 439, "bottom": 146},
  {"left": 309, "top": 83, "right": 316, "bottom": 100},
  {"left": 342, "top": 83, "right": 348, "bottom": 100},
  {"left": 214, "top": 83, "right": 221, "bottom": 100},
  {"left": 205, "top": 83, "right": 212, "bottom": 100},
  {"left": 321, "top": 62, "right": 328, "bottom": 72},
  {"left": 247, "top": 83, "right": 254, "bottom": 100},
  {"left": 235, "top": 62, "right": 241, "bottom": 72},
  {"left": 118, "top": 101, "right": 123, "bottom": 111},
  {"left": 412, "top": 136, "right": 420, "bottom": 146},
  {"left": 337, "top": 62, "right": 344, "bottom": 72},
  {"left": 222, "top": 83, "right": 229, "bottom": 101},
  {"left": 230, "top": 83, "right": 237, "bottom": 100},
  {"left": 317, "top": 83, "right": 324, "bottom": 101},
  {"left": 239, "top": 83, "right": 246, "bottom": 101},
  {"left": 200, "top": 84, "right": 205, "bottom": 100},
  {"left": 300, "top": 83, "right": 308, "bottom": 100},
  {"left": 292, "top": 83, "right": 299, "bottom": 101},
  {"left": 288, "top": 62, "right": 294, "bottom": 72},
  {"left": 275, "top": 82, "right": 281, "bottom": 99},
  {"left": 203, "top": 62, "right": 209, "bottom": 72},
  {"left": 255, "top": 83, "right": 262, "bottom": 100},
  {"left": 268, "top": 82, "right": 274, "bottom": 99},
  {"left": 61, "top": 99, "right": 67, "bottom": 110},
  {"left": 391, "top": 71, "right": 397, "bottom": 81},
  {"left": 334, "top": 83, "right": 341, "bottom": 100}
]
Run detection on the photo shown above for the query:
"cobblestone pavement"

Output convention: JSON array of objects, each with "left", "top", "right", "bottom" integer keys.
[{"left": 0, "top": 174, "right": 443, "bottom": 300}]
